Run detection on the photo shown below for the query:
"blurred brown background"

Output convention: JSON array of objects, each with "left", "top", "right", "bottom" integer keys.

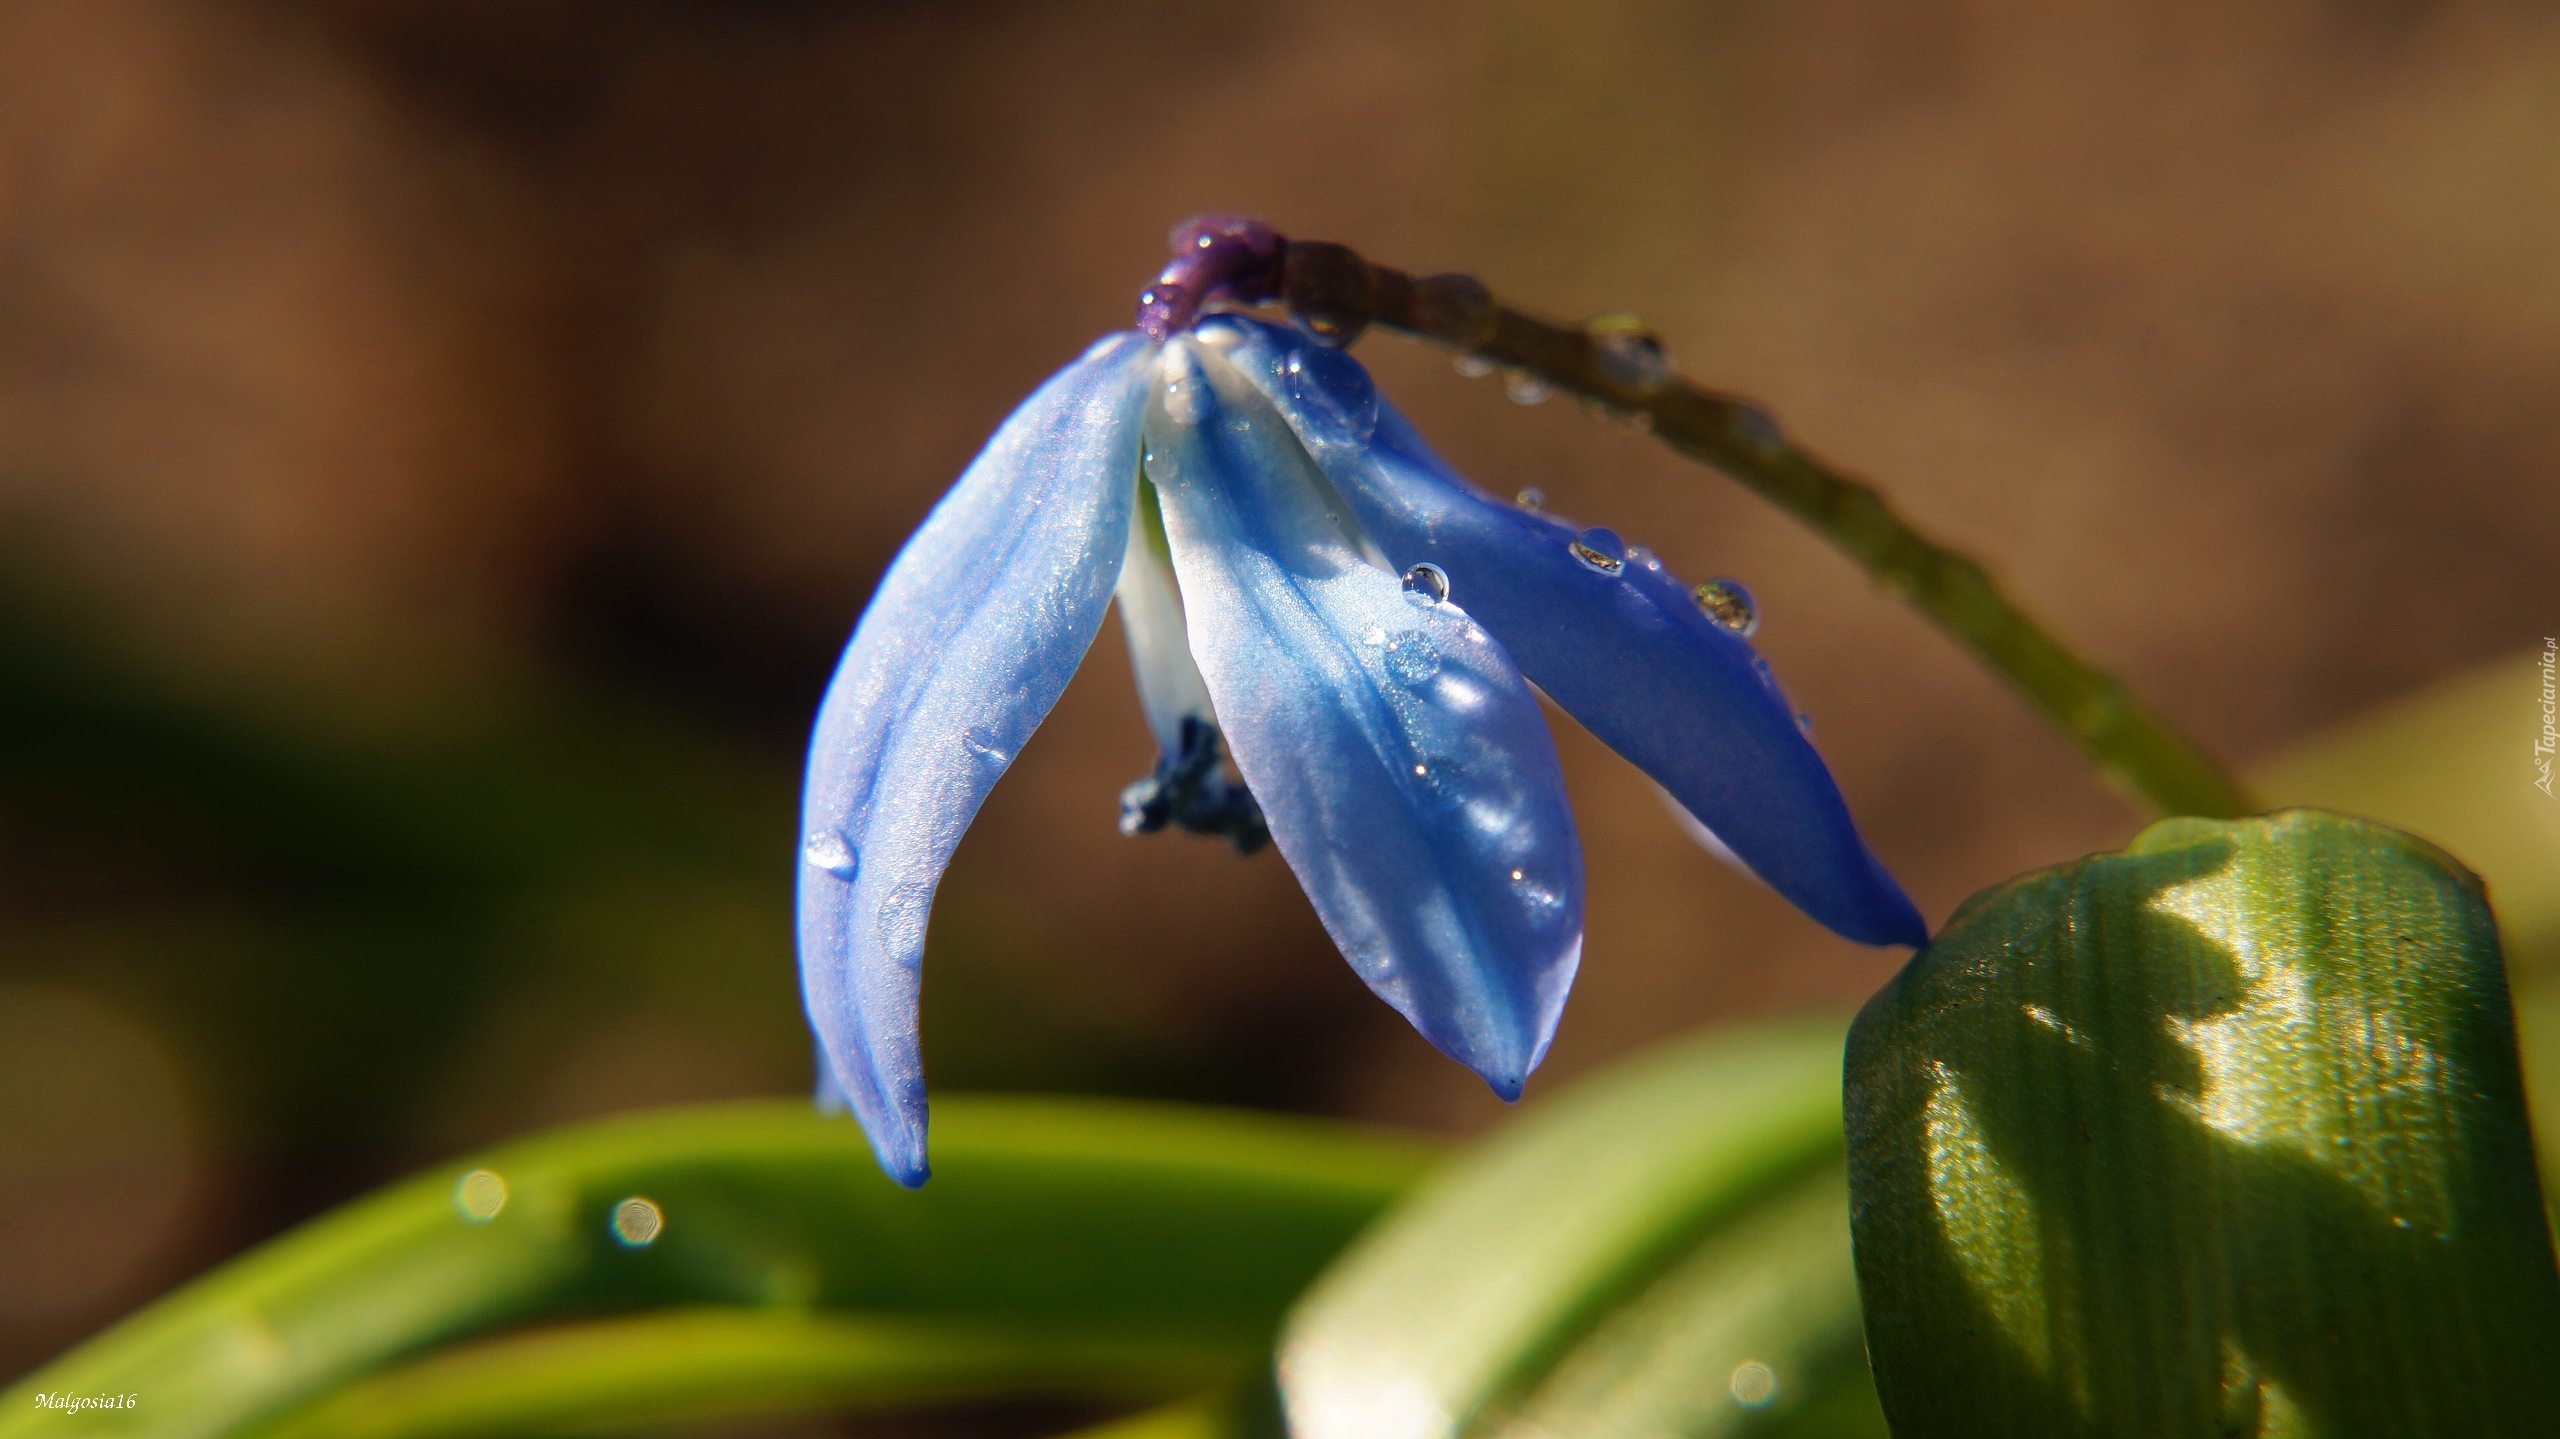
[{"left": 3, "top": 0, "right": 2556, "bottom": 1381}]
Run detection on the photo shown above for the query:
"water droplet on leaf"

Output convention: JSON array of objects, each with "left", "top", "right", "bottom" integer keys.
[{"left": 610, "top": 1196, "right": 663, "bottom": 1248}]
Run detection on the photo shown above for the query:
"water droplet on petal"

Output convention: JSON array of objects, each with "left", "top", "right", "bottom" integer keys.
[
  {"left": 962, "top": 730, "right": 1010, "bottom": 765},
  {"left": 1569, "top": 526, "right": 1627, "bottom": 575},
  {"left": 1400, "top": 562, "right": 1451, "bottom": 607},
  {"left": 1502, "top": 369, "right": 1552, "bottom": 406},
  {"left": 610, "top": 1196, "right": 663, "bottom": 1247},
  {"left": 1509, "top": 867, "right": 1564, "bottom": 917},
  {"left": 1165, "top": 380, "right": 1209, "bottom": 426},
  {"left": 1383, "top": 631, "right": 1441, "bottom": 686},
  {"left": 1284, "top": 346, "right": 1380, "bottom": 443},
  {"left": 1693, "top": 578, "right": 1759, "bottom": 635},
  {"left": 1143, "top": 446, "right": 1179, "bottom": 483},
  {"left": 804, "top": 831, "right": 858, "bottom": 880},
  {"left": 1514, "top": 486, "right": 1545, "bottom": 513},
  {"left": 1796, "top": 711, "right": 1816, "bottom": 737},
  {"left": 1454, "top": 353, "right": 1495, "bottom": 379}
]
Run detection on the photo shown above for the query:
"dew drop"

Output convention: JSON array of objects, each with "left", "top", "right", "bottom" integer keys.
[
  {"left": 1400, "top": 562, "right": 1451, "bottom": 607},
  {"left": 1692, "top": 578, "right": 1759, "bottom": 636},
  {"left": 1588, "top": 317, "right": 1671, "bottom": 393},
  {"left": 610, "top": 1196, "right": 664, "bottom": 1248},
  {"left": 1454, "top": 353, "right": 1495, "bottom": 379},
  {"left": 962, "top": 729, "right": 1011, "bottom": 765},
  {"left": 1502, "top": 370, "right": 1552, "bottom": 406},
  {"left": 803, "top": 830, "right": 858, "bottom": 880},
  {"left": 1143, "top": 445, "right": 1179, "bottom": 483},
  {"left": 1569, "top": 526, "right": 1627, "bottom": 576},
  {"left": 1383, "top": 631, "right": 1442, "bottom": 686},
  {"left": 1284, "top": 346, "right": 1380, "bottom": 442},
  {"left": 1732, "top": 404, "right": 1784, "bottom": 454},
  {"left": 1509, "top": 868, "right": 1564, "bottom": 916},
  {"left": 1730, "top": 1361, "right": 1779, "bottom": 1409},
  {"left": 1514, "top": 486, "right": 1545, "bottom": 513},
  {"left": 1163, "top": 374, "right": 1210, "bottom": 427},
  {"left": 453, "top": 1169, "right": 507, "bottom": 1223},
  {"left": 1796, "top": 711, "right": 1816, "bottom": 737}
]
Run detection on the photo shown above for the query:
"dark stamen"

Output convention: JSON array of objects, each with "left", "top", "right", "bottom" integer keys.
[{"left": 1118, "top": 716, "right": 1270, "bottom": 854}]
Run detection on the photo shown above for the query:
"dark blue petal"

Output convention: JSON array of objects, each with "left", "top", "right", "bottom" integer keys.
[
  {"left": 1146, "top": 336, "right": 1584, "bottom": 1097},
  {"left": 1212, "top": 317, "right": 1926, "bottom": 948},
  {"left": 798, "top": 333, "right": 1151, "bottom": 1184}
]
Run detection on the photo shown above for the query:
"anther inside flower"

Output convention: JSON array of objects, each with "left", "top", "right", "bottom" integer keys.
[{"left": 799, "top": 221, "right": 1927, "bottom": 1185}]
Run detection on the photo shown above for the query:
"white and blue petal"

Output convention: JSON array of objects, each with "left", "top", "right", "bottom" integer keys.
[
  {"left": 798, "top": 333, "right": 1152, "bottom": 1185},
  {"left": 1215, "top": 317, "right": 1926, "bottom": 949},
  {"left": 1144, "top": 336, "right": 1584, "bottom": 1097}
]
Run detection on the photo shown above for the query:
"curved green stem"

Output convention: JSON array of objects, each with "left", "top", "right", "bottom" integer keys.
[{"left": 1267, "top": 241, "right": 2254, "bottom": 820}]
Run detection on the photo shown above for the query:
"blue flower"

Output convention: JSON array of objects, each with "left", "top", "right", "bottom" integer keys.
[{"left": 799, "top": 314, "right": 1924, "bottom": 1186}]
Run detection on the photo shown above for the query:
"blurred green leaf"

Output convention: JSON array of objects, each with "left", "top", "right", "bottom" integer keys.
[
  {"left": 1846, "top": 809, "right": 2560, "bottom": 1438},
  {"left": 1498, "top": 1160, "right": 1881, "bottom": 1439},
  {"left": 240, "top": 1309, "right": 1234, "bottom": 1439},
  {"left": 1280, "top": 1015, "right": 1862, "bottom": 1439},
  {"left": 0, "top": 1097, "right": 1434, "bottom": 1439}
]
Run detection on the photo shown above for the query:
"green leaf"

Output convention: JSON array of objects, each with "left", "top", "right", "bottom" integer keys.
[
  {"left": 1280, "top": 1015, "right": 1860, "bottom": 1439},
  {"left": 241, "top": 1309, "right": 1236, "bottom": 1439},
  {"left": 1846, "top": 809, "right": 2560, "bottom": 1438},
  {"left": 1499, "top": 1157, "right": 1885, "bottom": 1439},
  {"left": 1, "top": 1097, "right": 1433, "bottom": 1439},
  {"left": 2252, "top": 650, "right": 2560, "bottom": 975}
]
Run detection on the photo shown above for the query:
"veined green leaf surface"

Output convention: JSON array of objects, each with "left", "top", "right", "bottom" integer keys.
[
  {"left": 1, "top": 1097, "right": 1433, "bottom": 1439},
  {"left": 2253, "top": 650, "right": 2560, "bottom": 974},
  {"left": 1281, "top": 1016, "right": 1854, "bottom": 1439},
  {"left": 1846, "top": 809, "right": 2560, "bottom": 1438}
]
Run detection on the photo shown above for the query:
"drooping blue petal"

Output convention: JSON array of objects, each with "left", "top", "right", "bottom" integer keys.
[
  {"left": 1213, "top": 316, "right": 1926, "bottom": 948},
  {"left": 1144, "top": 335, "right": 1584, "bottom": 1097},
  {"left": 798, "top": 333, "right": 1152, "bottom": 1185}
]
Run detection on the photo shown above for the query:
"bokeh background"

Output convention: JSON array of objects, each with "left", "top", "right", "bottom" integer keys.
[{"left": 4, "top": 0, "right": 2557, "bottom": 1387}]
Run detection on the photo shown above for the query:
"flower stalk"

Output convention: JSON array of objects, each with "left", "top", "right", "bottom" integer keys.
[{"left": 1224, "top": 235, "right": 2254, "bottom": 821}]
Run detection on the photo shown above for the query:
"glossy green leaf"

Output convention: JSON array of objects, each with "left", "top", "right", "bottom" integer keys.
[
  {"left": 1846, "top": 809, "right": 2560, "bottom": 1438},
  {"left": 1281, "top": 1016, "right": 1855, "bottom": 1439},
  {"left": 2253, "top": 650, "right": 2560, "bottom": 975},
  {"left": 241, "top": 1309, "right": 1234, "bottom": 1439},
  {"left": 1, "top": 1097, "right": 1433, "bottom": 1439}
]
